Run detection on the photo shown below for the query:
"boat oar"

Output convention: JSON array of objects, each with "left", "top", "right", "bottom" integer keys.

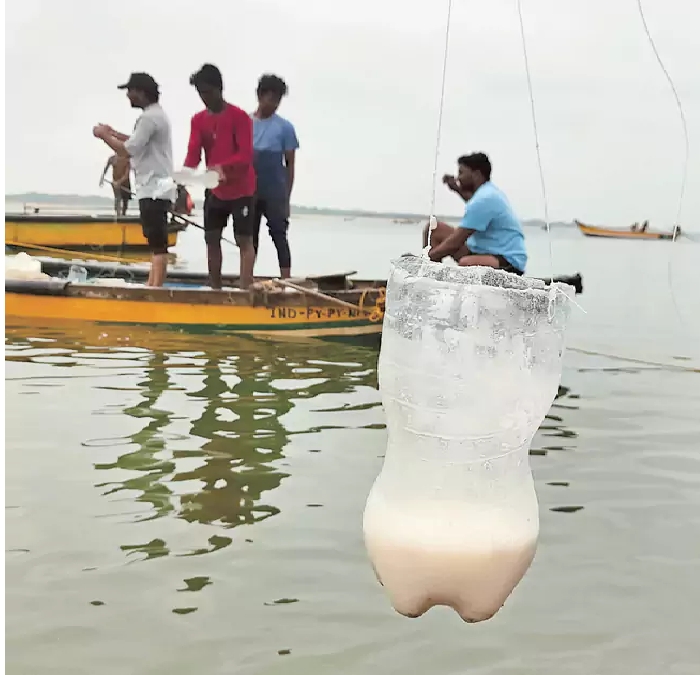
[
  {"left": 102, "top": 180, "right": 238, "bottom": 249},
  {"left": 270, "top": 278, "right": 382, "bottom": 319}
]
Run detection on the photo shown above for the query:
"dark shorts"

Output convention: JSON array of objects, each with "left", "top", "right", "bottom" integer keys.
[
  {"left": 204, "top": 190, "right": 255, "bottom": 243},
  {"left": 493, "top": 255, "right": 524, "bottom": 276},
  {"left": 457, "top": 248, "right": 524, "bottom": 276},
  {"left": 139, "top": 198, "right": 170, "bottom": 254}
]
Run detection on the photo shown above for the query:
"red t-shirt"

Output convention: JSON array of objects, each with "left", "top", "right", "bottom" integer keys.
[{"left": 184, "top": 103, "right": 256, "bottom": 201}]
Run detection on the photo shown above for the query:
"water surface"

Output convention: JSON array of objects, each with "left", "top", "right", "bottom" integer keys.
[{"left": 6, "top": 217, "right": 700, "bottom": 674}]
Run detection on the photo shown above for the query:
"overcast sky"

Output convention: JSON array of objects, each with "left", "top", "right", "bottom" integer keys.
[{"left": 5, "top": 0, "right": 699, "bottom": 226}]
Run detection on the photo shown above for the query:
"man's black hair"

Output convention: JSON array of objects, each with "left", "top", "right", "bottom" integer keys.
[
  {"left": 117, "top": 72, "right": 160, "bottom": 103},
  {"left": 190, "top": 63, "right": 223, "bottom": 90},
  {"left": 458, "top": 152, "right": 492, "bottom": 181},
  {"left": 257, "top": 74, "right": 288, "bottom": 98}
]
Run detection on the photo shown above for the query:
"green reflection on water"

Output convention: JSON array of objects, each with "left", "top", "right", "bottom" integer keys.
[
  {"left": 5, "top": 322, "right": 580, "bottom": 576},
  {"left": 102, "top": 339, "right": 379, "bottom": 559},
  {"left": 6, "top": 324, "right": 380, "bottom": 565}
]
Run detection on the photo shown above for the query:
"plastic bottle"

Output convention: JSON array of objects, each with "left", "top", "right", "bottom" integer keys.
[
  {"left": 363, "top": 257, "right": 573, "bottom": 622},
  {"left": 67, "top": 265, "right": 88, "bottom": 283}
]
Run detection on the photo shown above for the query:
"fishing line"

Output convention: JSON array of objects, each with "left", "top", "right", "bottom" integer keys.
[
  {"left": 425, "top": 0, "right": 453, "bottom": 250},
  {"left": 516, "top": 0, "right": 555, "bottom": 285},
  {"left": 635, "top": 0, "right": 694, "bottom": 337},
  {"left": 569, "top": 347, "right": 699, "bottom": 374},
  {"left": 516, "top": 0, "right": 586, "bottom": 322}
]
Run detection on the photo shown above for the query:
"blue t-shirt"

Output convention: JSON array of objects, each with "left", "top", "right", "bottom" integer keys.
[
  {"left": 251, "top": 113, "right": 299, "bottom": 201},
  {"left": 459, "top": 182, "right": 527, "bottom": 272}
]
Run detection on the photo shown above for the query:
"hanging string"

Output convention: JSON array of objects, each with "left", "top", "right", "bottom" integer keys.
[
  {"left": 424, "top": 0, "right": 454, "bottom": 253},
  {"left": 516, "top": 0, "right": 554, "bottom": 285},
  {"left": 635, "top": 0, "right": 689, "bottom": 241},
  {"left": 635, "top": 0, "right": 695, "bottom": 339}
]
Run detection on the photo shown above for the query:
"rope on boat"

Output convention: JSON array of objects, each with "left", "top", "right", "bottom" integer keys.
[
  {"left": 6, "top": 241, "right": 140, "bottom": 265},
  {"left": 254, "top": 279, "right": 385, "bottom": 322}
]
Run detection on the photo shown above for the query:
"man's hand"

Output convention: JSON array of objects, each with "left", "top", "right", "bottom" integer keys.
[
  {"left": 442, "top": 174, "right": 460, "bottom": 192},
  {"left": 92, "top": 124, "right": 111, "bottom": 139},
  {"left": 428, "top": 246, "right": 443, "bottom": 263},
  {"left": 208, "top": 165, "right": 226, "bottom": 184}
]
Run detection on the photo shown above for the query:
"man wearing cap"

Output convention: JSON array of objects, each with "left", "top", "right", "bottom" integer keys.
[{"left": 93, "top": 72, "right": 177, "bottom": 287}]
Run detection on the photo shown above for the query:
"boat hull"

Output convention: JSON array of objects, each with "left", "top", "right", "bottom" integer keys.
[
  {"left": 5, "top": 214, "right": 183, "bottom": 250},
  {"left": 4, "top": 258, "right": 583, "bottom": 343},
  {"left": 575, "top": 220, "right": 674, "bottom": 240},
  {"left": 4, "top": 279, "right": 386, "bottom": 342}
]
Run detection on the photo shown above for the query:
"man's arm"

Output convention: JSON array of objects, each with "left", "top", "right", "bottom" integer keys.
[
  {"left": 94, "top": 116, "right": 155, "bottom": 158},
  {"left": 443, "top": 174, "right": 473, "bottom": 202},
  {"left": 429, "top": 227, "right": 473, "bottom": 262},
  {"left": 284, "top": 150, "right": 296, "bottom": 196},
  {"left": 99, "top": 125, "right": 129, "bottom": 142},
  {"left": 183, "top": 116, "right": 203, "bottom": 169},
  {"left": 429, "top": 193, "right": 492, "bottom": 261},
  {"left": 457, "top": 187, "right": 474, "bottom": 202},
  {"left": 283, "top": 121, "right": 300, "bottom": 205},
  {"left": 95, "top": 131, "right": 129, "bottom": 158},
  {"left": 99, "top": 156, "right": 115, "bottom": 186}
]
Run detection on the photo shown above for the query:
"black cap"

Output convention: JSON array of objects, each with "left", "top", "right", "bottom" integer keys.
[{"left": 117, "top": 72, "right": 159, "bottom": 94}]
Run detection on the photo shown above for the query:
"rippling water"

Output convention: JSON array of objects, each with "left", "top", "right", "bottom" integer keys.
[{"left": 6, "top": 217, "right": 700, "bottom": 674}]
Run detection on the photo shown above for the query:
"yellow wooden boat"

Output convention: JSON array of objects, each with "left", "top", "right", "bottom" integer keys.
[
  {"left": 5, "top": 213, "right": 185, "bottom": 250},
  {"left": 5, "top": 269, "right": 387, "bottom": 342},
  {"left": 576, "top": 220, "right": 675, "bottom": 240},
  {"left": 5, "top": 257, "right": 583, "bottom": 343}
]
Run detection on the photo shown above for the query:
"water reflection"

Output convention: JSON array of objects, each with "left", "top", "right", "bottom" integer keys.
[
  {"left": 5, "top": 323, "right": 584, "bottom": 556},
  {"left": 530, "top": 384, "right": 584, "bottom": 515},
  {"left": 535, "top": 384, "right": 580, "bottom": 454},
  {"left": 94, "top": 351, "right": 177, "bottom": 525},
  {"left": 6, "top": 324, "right": 380, "bottom": 563},
  {"left": 176, "top": 347, "right": 294, "bottom": 530}
]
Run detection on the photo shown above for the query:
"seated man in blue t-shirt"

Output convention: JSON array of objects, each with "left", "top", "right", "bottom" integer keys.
[
  {"left": 251, "top": 74, "right": 300, "bottom": 279},
  {"left": 426, "top": 153, "right": 527, "bottom": 275}
]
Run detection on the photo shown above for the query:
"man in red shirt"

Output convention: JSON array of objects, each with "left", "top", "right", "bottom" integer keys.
[{"left": 184, "top": 64, "right": 256, "bottom": 289}]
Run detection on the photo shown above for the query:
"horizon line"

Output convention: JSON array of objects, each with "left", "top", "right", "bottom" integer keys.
[{"left": 4, "top": 191, "right": 575, "bottom": 224}]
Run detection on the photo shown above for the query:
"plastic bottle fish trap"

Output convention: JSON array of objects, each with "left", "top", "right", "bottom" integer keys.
[{"left": 363, "top": 256, "right": 574, "bottom": 622}]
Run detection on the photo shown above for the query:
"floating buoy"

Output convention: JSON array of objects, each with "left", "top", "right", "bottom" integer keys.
[{"left": 363, "top": 257, "right": 574, "bottom": 622}]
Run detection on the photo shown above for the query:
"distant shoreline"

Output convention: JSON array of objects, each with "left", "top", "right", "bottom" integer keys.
[{"left": 4, "top": 192, "right": 572, "bottom": 227}]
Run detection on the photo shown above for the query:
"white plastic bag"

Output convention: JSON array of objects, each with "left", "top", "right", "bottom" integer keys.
[{"left": 172, "top": 167, "right": 220, "bottom": 190}]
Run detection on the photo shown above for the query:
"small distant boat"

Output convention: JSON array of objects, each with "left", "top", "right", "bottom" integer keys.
[
  {"left": 5, "top": 213, "right": 186, "bottom": 250},
  {"left": 575, "top": 220, "right": 675, "bottom": 240}
]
